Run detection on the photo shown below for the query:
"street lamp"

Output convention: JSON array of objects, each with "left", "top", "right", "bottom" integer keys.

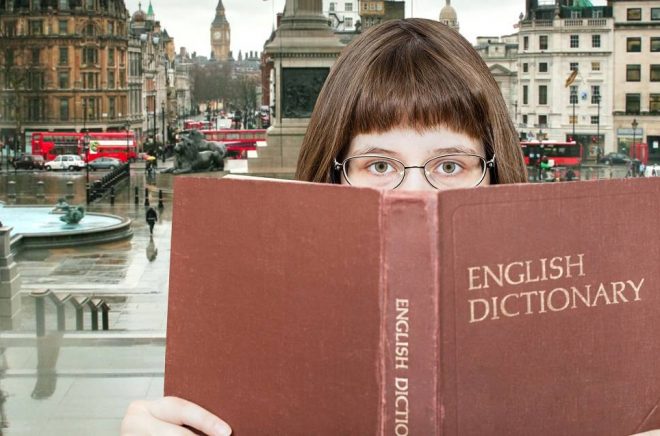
[
  {"left": 595, "top": 94, "right": 601, "bottom": 161},
  {"left": 631, "top": 118, "right": 638, "bottom": 156},
  {"left": 125, "top": 121, "right": 131, "bottom": 170},
  {"left": 161, "top": 101, "right": 166, "bottom": 163},
  {"left": 83, "top": 132, "right": 91, "bottom": 204}
]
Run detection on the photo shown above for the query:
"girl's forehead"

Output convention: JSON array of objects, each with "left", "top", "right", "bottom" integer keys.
[{"left": 348, "top": 126, "right": 484, "bottom": 156}]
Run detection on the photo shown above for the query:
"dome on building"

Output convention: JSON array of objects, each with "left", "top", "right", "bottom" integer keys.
[
  {"left": 132, "top": 2, "right": 147, "bottom": 22},
  {"left": 439, "top": 0, "right": 460, "bottom": 31},
  {"left": 439, "top": 3, "right": 457, "bottom": 21}
]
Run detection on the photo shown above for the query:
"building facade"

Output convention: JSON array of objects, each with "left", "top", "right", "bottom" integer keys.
[
  {"left": 610, "top": 0, "right": 660, "bottom": 162},
  {"left": 211, "top": 0, "right": 231, "bottom": 62},
  {"left": 0, "top": 0, "right": 130, "bottom": 152},
  {"left": 439, "top": 0, "right": 460, "bottom": 31},
  {"left": 359, "top": 1, "right": 405, "bottom": 30},
  {"left": 475, "top": 35, "right": 519, "bottom": 127},
  {"left": 517, "top": 0, "right": 615, "bottom": 160},
  {"left": 324, "top": 1, "right": 360, "bottom": 33}
]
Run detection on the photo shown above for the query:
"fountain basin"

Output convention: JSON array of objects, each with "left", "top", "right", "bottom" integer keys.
[{"left": 0, "top": 204, "right": 132, "bottom": 253}]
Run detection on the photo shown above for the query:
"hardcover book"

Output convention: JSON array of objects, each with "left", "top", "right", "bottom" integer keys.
[{"left": 165, "top": 176, "right": 660, "bottom": 436}]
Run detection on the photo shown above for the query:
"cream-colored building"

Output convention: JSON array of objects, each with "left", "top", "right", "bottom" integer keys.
[
  {"left": 610, "top": 0, "right": 660, "bottom": 162},
  {"left": 518, "top": 1, "right": 614, "bottom": 160},
  {"left": 475, "top": 35, "right": 519, "bottom": 130}
]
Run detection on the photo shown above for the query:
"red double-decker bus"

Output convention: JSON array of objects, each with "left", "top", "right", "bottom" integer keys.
[
  {"left": 198, "top": 129, "right": 267, "bottom": 159},
  {"left": 521, "top": 140, "right": 582, "bottom": 167},
  {"left": 183, "top": 120, "right": 212, "bottom": 130},
  {"left": 31, "top": 131, "right": 138, "bottom": 163}
]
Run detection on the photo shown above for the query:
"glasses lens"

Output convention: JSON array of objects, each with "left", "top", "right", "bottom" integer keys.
[
  {"left": 344, "top": 156, "right": 405, "bottom": 189},
  {"left": 424, "top": 154, "right": 486, "bottom": 189}
]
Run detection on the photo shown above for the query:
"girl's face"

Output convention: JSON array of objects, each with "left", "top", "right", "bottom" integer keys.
[{"left": 341, "top": 126, "right": 491, "bottom": 192}]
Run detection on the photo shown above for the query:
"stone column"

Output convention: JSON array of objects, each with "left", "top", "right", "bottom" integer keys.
[
  {"left": 0, "top": 228, "right": 21, "bottom": 330},
  {"left": 248, "top": 0, "right": 344, "bottom": 176}
]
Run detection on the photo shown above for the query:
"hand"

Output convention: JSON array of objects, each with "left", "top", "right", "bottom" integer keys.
[{"left": 120, "top": 396, "right": 232, "bottom": 436}]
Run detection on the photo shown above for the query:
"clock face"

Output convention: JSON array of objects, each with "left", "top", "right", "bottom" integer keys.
[{"left": 213, "top": 31, "right": 222, "bottom": 40}]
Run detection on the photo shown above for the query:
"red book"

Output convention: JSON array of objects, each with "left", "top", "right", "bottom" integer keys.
[{"left": 165, "top": 176, "right": 660, "bottom": 435}]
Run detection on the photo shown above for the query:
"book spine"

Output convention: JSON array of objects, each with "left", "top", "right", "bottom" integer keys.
[{"left": 380, "top": 194, "right": 440, "bottom": 435}]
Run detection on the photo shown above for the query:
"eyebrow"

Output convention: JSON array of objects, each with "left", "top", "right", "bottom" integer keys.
[{"left": 350, "top": 145, "right": 480, "bottom": 158}]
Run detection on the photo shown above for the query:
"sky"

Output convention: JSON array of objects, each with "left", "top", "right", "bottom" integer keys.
[{"left": 124, "top": 0, "right": 606, "bottom": 58}]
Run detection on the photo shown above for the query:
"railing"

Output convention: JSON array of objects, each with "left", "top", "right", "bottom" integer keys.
[
  {"left": 87, "top": 162, "right": 130, "bottom": 203},
  {"left": 31, "top": 289, "right": 110, "bottom": 337}
]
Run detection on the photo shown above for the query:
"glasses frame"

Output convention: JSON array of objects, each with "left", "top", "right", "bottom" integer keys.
[{"left": 333, "top": 153, "right": 496, "bottom": 190}]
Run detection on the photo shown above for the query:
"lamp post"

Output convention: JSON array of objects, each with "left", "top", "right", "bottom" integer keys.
[
  {"left": 125, "top": 121, "right": 131, "bottom": 170},
  {"left": 83, "top": 132, "right": 91, "bottom": 204},
  {"left": 161, "top": 101, "right": 166, "bottom": 163},
  {"left": 596, "top": 94, "right": 601, "bottom": 161},
  {"left": 631, "top": 118, "right": 638, "bottom": 156}
]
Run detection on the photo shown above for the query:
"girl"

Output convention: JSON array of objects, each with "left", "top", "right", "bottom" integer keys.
[{"left": 122, "top": 18, "right": 612, "bottom": 436}]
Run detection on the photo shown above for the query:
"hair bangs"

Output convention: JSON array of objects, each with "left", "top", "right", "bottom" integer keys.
[{"left": 349, "top": 36, "right": 491, "bottom": 147}]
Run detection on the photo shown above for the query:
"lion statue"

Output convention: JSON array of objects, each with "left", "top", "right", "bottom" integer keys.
[{"left": 163, "top": 130, "right": 227, "bottom": 174}]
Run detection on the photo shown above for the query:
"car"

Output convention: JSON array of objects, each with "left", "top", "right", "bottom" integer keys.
[
  {"left": 12, "top": 154, "right": 45, "bottom": 170},
  {"left": 599, "top": 152, "right": 631, "bottom": 165},
  {"left": 88, "top": 157, "right": 122, "bottom": 171},
  {"left": 44, "top": 154, "right": 86, "bottom": 171}
]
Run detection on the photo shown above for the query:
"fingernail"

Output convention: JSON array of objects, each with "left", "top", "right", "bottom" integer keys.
[{"left": 214, "top": 421, "right": 232, "bottom": 436}]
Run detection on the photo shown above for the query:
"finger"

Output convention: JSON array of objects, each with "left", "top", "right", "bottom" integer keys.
[
  {"left": 147, "top": 396, "right": 232, "bottom": 436},
  {"left": 149, "top": 418, "right": 199, "bottom": 436}
]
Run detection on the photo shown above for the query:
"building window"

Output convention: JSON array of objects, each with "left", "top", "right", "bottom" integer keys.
[
  {"left": 591, "top": 116, "right": 599, "bottom": 125},
  {"left": 539, "top": 85, "right": 548, "bottom": 105},
  {"left": 83, "top": 47, "right": 98, "bottom": 65},
  {"left": 523, "top": 85, "right": 528, "bottom": 105},
  {"left": 28, "top": 71, "right": 44, "bottom": 90},
  {"left": 345, "top": 17, "right": 353, "bottom": 28},
  {"left": 651, "top": 65, "right": 660, "bottom": 82},
  {"left": 109, "top": 97, "right": 116, "bottom": 118},
  {"left": 592, "top": 62, "right": 601, "bottom": 71},
  {"left": 627, "top": 64, "right": 641, "bottom": 81},
  {"left": 119, "top": 71, "right": 125, "bottom": 87},
  {"left": 539, "top": 62, "right": 548, "bottom": 73},
  {"left": 59, "top": 0, "right": 68, "bottom": 10},
  {"left": 108, "top": 21, "right": 114, "bottom": 35},
  {"left": 345, "top": 2, "right": 352, "bottom": 12},
  {"left": 627, "top": 37, "right": 642, "bottom": 52},
  {"left": 652, "top": 37, "right": 660, "bottom": 52},
  {"left": 569, "top": 115, "right": 577, "bottom": 124},
  {"left": 329, "top": 2, "right": 335, "bottom": 11},
  {"left": 58, "top": 71, "right": 69, "bottom": 89},
  {"left": 627, "top": 8, "right": 642, "bottom": 21},
  {"left": 86, "top": 0, "right": 94, "bottom": 10},
  {"left": 4, "top": 21, "right": 17, "bottom": 37},
  {"left": 592, "top": 35, "right": 601, "bottom": 48},
  {"left": 85, "top": 23, "right": 95, "bottom": 36},
  {"left": 60, "top": 98, "right": 69, "bottom": 121},
  {"left": 570, "top": 62, "right": 578, "bottom": 72},
  {"left": 28, "top": 98, "right": 44, "bottom": 121},
  {"left": 593, "top": 10, "right": 603, "bottom": 18},
  {"left": 108, "top": 48, "right": 115, "bottom": 67},
  {"left": 522, "top": 114, "right": 528, "bottom": 125},
  {"left": 539, "top": 35, "right": 548, "bottom": 50},
  {"left": 650, "top": 94, "right": 660, "bottom": 113},
  {"left": 83, "top": 72, "right": 98, "bottom": 89},
  {"left": 31, "top": 48, "right": 40, "bottom": 65},
  {"left": 570, "top": 35, "right": 579, "bottom": 48},
  {"left": 58, "top": 19, "right": 67, "bottom": 34},
  {"left": 591, "top": 86, "right": 600, "bottom": 104},
  {"left": 108, "top": 71, "right": 115, "bottom": 88},
  {"left": 538, "top": 115, "right": 547, "bottom": 127},
  {"left": 571, "top": 10, "right": 581, "bottom": 19},
  {"left": 652, "top": 8, "right": 660, "bottom": 20},
  {"left": 523, "top": 36, "right": 529, "bottom": 50},
  {"left": 29, "top": 20, "right": 43, "bottom": 35},
  {"left": 59, "top": 47, "right": 68, "bottom": 65},
  {"left": 570, "top": 86, "right": 578, "bottom": 104},
  {"left": 626, "top": 94, "right": 641, "bottom": 114},
  {"left": 5, "top": 49, "right": 14, "bottom": 67},
  {"left": 523, "top": 63, "right": 528, "bottom": 73}
]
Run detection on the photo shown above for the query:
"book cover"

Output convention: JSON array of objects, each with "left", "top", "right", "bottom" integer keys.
[{"left": 165, "top": 176, "right": 660, "bottom": 435}]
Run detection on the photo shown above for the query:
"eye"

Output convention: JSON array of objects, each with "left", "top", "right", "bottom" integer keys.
[
  {"left": 431, "top": 159, "right": 463, "bottom": 176},
  {"left": 367, "top": 160, "right": 396, "bottom": 175}
]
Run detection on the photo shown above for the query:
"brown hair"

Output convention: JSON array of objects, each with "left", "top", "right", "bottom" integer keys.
[{"left": 295, "top": 18, "right": 527, "bottom": 184}]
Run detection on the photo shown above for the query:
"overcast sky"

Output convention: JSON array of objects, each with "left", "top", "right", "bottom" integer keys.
[{"left": 124, "top": 0, "right": 606, "bottom": 58}]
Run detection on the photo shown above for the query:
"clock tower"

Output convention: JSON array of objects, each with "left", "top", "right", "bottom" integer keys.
[{"left": 210, "top": 0, "right": 231, "bottom": 61}]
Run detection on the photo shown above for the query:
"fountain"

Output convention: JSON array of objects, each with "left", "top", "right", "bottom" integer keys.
[{"left": 0, "top": 201, "right": 132, "bottom": 253}]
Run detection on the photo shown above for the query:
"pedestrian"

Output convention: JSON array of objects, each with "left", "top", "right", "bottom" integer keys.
[
  {"left": 639, "top": 162, "right": 646, "bottom": 177},
  {"left": 626, "top": 160, "right": 633, "bottom": 178},
  {"left": 565, "top": 168, "right": 576, "bottom": 181},
  {"left": 145, "top": 207, "right": 157, "bottom": 235}
]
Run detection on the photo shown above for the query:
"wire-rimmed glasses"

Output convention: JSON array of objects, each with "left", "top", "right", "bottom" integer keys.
[{"left": 333, "top": 153, "right": 496, "bottom": 190}]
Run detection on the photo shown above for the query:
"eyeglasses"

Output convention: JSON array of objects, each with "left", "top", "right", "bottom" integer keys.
[{"left": 333, "top": 153, "right": 496, "bottom": 190}]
